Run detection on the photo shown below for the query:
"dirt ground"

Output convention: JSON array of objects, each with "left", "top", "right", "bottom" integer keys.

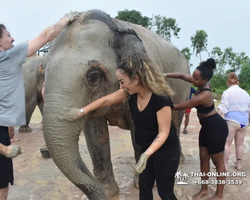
[{"left": 8, "top": 108, "right": 250, "bottom": 200}]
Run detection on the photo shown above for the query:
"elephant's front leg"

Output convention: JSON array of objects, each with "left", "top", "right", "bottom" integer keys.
[{"left": 84, "top": 117, "right": 119, "bottom": 198}]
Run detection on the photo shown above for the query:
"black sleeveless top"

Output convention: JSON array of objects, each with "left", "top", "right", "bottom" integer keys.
[
  {"left": 195, "top": 88, "right": 215, "bottom": 113},
  {"left": 128, "top": 93, "right": 179, "bottom": 149}
]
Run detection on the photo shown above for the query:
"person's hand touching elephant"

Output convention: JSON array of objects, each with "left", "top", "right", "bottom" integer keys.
[
  {"left": 59, "top": 107, "right": 85, "bottom": 121},
  {"left": 64, "top": 11, "right": 80, "bottom": 23}
]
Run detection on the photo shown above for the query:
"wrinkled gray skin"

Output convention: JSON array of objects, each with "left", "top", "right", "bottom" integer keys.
[
  {"left": 19, "top": 55, "right": 45, "bottom": 133},
  {"left": 43, "top": 10, "right": 190, "bottom": 200}
]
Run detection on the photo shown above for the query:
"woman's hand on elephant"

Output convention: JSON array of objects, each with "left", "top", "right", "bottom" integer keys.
[
  {"left": 133, "top": 152, "right": 150, "bottom": 174},
  {"left": 64, "top": 11, "right": 80, "bottom": 23},
  {"left": 59, "top": 108, "right": 83, "bottom": 122}
]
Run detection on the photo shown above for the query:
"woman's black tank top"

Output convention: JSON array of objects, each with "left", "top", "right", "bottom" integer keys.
[{"left": 195, "top": 88, "right": 214, "bottom": 113}]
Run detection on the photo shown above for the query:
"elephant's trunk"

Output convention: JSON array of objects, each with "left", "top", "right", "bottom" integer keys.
[{"left": 43, "top": 95, "right": 106, "bottom": 200}]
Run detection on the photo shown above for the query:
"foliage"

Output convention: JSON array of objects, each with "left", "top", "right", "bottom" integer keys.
[
  {"left": 149, "top": 15, "right": 181, "bottom": 41},
  {"left": 115, "top": 9, "right": 150, "bottom": 27},
  {"left": 210, "top": 73, "right": 227, "bottom": 89},
  {"left": 222, "top": 48, "right": 248, "bottom": 72},
  {"left": 115, "top": 9, "right": 181, "bottom": 41},
  {"left": 181, "top": 47, "right": 192, "bottom": 67},
  {"left": 190, "top": 30, "right": 208, "bottom": 61},
  {"left": 239, "top": 58, "right": 250, "bottom": 85},
  {"left": 211, "top": 46, "right": 225, "bottom": 73},
  {"left": 211, "top": 47, "right": 249, "bottom": 73}
]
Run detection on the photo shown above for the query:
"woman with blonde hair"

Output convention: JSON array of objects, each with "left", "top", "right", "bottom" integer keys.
[
  {"left": 218, "top": 72, "right": 250, "bottom": 170},
  {"left": 62, "top": 53, "right": 180, "bottom": 200}
]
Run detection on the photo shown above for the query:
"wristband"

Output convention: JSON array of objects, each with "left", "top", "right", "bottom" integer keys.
[
  {"left": 80, "top": 109, "right": 84, "bottom": 114},
  {"left": 80, "top": 108, "right": 84, "bottom": 115}
]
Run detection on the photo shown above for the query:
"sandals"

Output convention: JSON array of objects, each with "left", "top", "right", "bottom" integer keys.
[{"left": 183, "top": 130, "right": 188, "bottom": 134}]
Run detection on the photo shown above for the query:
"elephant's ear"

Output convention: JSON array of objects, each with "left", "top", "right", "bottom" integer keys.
[
  {"left": 115, "top": 27, "right": 142, "bottom": 42},
  {"left": 113, "top": 26, "right": 147, "bottom": 60}
]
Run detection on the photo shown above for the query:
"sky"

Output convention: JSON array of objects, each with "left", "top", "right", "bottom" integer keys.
[{"left": 1, "top": 0, "right": 249, "bottom": 72}]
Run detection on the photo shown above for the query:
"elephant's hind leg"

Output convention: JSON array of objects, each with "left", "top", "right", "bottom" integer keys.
[{"left": 84, "top": 117, "right": 119, "bottom": 198}]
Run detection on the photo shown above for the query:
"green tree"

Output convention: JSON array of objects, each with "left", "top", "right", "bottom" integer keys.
[
  {"left": 115, "top": 9, "right": 150, "bottom": 27},
  {"left": 181, "top": 47, "right": 192, "bottom": 67},
  {"left": 212, "top": 47, "right": 249, "bottom": 73},
  {"left": 239, "top": 58, "right": 250, "bottom": 86},
  {"left": 223, "top": 48, "right": 248, "bottom": 72},
  {"left": 211, "top": 46, "right": 225, "bottom": 73},
  {"left": 210, "top": 47, "right": 249, "bottom": 91},
  {"left": 190, "top": 30, "right": 208, "bottom": 61},
  {"left": 150, "top": 15, "right": 181, "bottom": 41}
]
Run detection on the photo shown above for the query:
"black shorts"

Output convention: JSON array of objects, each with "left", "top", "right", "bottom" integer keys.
[
  {"left": 0, "top": 126, "right": 14, "bottom": 189},
  {"left": 199, "top": 114, "right": 228, "bottom": 154}
]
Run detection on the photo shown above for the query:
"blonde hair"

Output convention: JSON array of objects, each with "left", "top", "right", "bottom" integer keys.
[
  {"left": 227, "top": 72, "right": 239, "bottom": 85},
  {"left": 117, "top": 53, "right": 174, "bottom": 95}
]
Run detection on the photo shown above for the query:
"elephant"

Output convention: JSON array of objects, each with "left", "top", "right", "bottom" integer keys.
[
  {"left": 19, "top": 55, "right": 45, "bottom": 133},
  {"left": 43, "top": 10, "right": 190, "bottom": 200}
]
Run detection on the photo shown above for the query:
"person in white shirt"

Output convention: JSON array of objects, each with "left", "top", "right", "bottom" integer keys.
[{"left": 218, "top": 72, "right": 250, "bottom": 170}]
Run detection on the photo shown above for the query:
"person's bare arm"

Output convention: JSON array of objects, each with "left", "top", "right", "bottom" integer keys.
[
  {"left": 217, "top": 108, "right": 224, "bottom": 118},
  {"left": 60, "top": 89, "right": 127, "bottom": 122},
  {"left": 80, "top": 89, "right": 127, "bottom": 117},
  {"left": 164, "top": 72, "right": 194, "bottom": 83},
  {"left": 0, "top": 143, "right": 22, "bottom": 158},
  {"left": 27, "top": 12, "right": 78, "bottom": 57},
  {"left": 145, "top": 106, "right": 172, "bottom": 155},
  {"left": 134, "top": 106, "right": 172, "bottom": 173},
  {"left": 173, "top": 94, "right": 204, "bottom": 110}
]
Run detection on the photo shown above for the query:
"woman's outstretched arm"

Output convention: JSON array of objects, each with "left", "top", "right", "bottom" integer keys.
[
  {"left": 80, "top": 89, "right": 127, "bottom": 116},
  {"left": 60, "top": 89, "right": 127, "bottom": 122},
  {"left": 164, "top": 72, "right": 194, "bottom": 83}
]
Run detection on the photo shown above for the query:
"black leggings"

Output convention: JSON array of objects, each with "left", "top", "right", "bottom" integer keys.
[
  {"left": 139, "top": 145, "right": 180, "bottom": 200},
  {"left": 0, "top": 126, "right": 14, "bottom": 188}
]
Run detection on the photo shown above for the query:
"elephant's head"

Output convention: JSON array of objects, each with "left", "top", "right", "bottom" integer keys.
[{"left": 43, "top": 10, "right": 189, "bottom": 200}]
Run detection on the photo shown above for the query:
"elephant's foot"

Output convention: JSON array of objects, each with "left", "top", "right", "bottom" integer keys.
[
  {"left": 180, "top": 151, "right": 185, "bottom": 164},
  {"left": 133, "top": 173, "right": 139, "bottom": 189},
  {"left": 101, "top": 180, "right": 119, "bottom": 199},
  {"left": 18, "top": 125, "right": 32, "bottom": 133}
]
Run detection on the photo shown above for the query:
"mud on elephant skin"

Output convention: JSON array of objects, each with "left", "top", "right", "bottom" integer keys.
[
  {"left": 19, "top": 55, "right": 45, "bottom": 133},
  {"left": 42, "top": 10, "right": 190, "bottom": 200}
]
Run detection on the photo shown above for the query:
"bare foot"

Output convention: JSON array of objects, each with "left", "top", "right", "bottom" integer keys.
[
  {"left": 235, "top": 165, "right": 242, "bottom": 171},
  {"left": 193, "top": 189, "right": 208, "bottom": 199},
  {"left": 236, "top": 160, "right": 242, "bottom": 170},
  {"left": 206, "top": 194, "right": 223, "bottom": 200},
  {"left": 10, "top": 138, "right": 20, "bottom": 142},
  {"left": 232, "top": 161, "right": 242, "bottom": 170}
]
